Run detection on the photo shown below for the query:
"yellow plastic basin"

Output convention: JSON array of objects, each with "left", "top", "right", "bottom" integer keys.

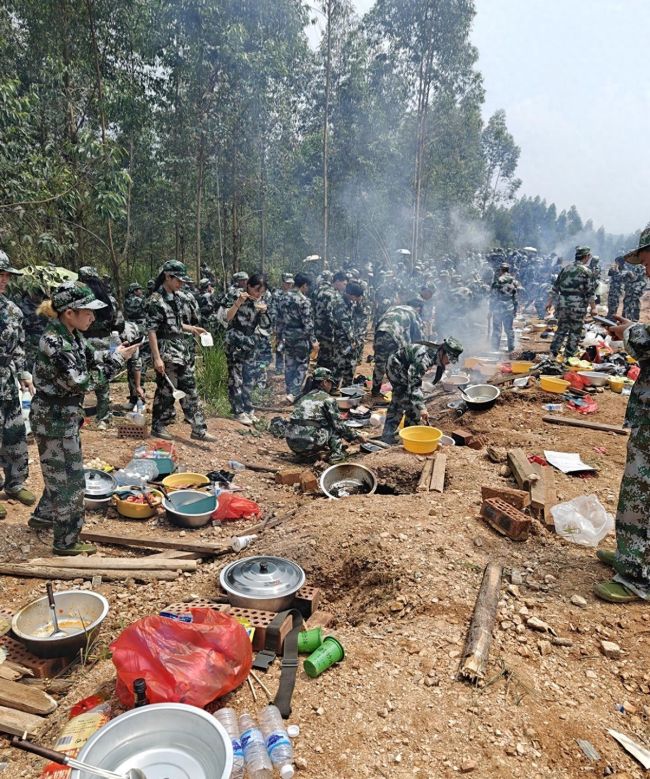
[
  {"left": 162, "top": 472, "right": 210, "bottom": 491},
  {"left": 399, "top": 426, "right": 443, "bottom": 454},
  {"left": 608, "top": 376, "right": 625, "bottom": 393},
  {"left": 113, "top": 489, "right": 163, "bottom": 520},
  {"left": 511, "top": 360, "right": 534, "bottom": 374},
  {"left": 539, "top": 375, "right": 570, "bottom": 394}
]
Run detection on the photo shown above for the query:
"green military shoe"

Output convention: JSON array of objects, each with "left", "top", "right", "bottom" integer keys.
[
  {"left": 6, "top": 487, "right": 36, "bottom": 506},
  {"left": 53, "top": 542, "right": 97, "bottom": 556},
  {"left": 593, "top": 580, "right": 640, "bottom": 603},
  {"left": 596, "top": 549, "right": 616, "bottom": 568},
  {"left": 0, "top": 503, "right": 6, "bottom": 520},
  {"left": 28, "top": 515, "right": 53, "bottom": 529},
  {"left": 152, "top": 427, "right": 173, "bottom": 441}
]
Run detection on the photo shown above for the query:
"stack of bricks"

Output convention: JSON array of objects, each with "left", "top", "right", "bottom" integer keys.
[{"left": 480, "top": 496, "right": 531, "bottom": 542}]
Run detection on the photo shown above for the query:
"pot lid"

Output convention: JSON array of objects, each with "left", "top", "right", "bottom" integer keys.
[
  {"left": 220, "top": 556, "right": 305, "bottom": 601},
  {"left": 84, "top": 468, "right": 117, "bottom": 496}
]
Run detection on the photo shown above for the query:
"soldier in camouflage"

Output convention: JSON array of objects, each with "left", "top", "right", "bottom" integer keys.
[
  {"left": 547, "top": 247, "right": 596, "bottom": 359},
  {"left": 123, "top": 282, "right": 149, "bottom": 406},
  {"left": 371, "top": 301, "right": 423, "bottom": 396},
  {"left": 14, "top": 288, "right": 47, "bottom": 374},
  {"left": 313, "top": 271, "right": 347, "bottom": 372},
  {"left": 607, "top": 256, "right": 626, "bottom": 318},
  {"left": 252, "top": 285, "right": 274, "bottom": 390},
  {"left": 373, "top": 270, "right": 397, "bottom": 327},
  {"left": 594, "top": 227, "right": 650, "bottom": 602},
  {"left": 284, "top": 367, "right": 363, "bottom": 462},
  {"left": 622, "top": 262, "right": 647, "bottom": 321},
  {"left": 331, "top": 281, "right": 365, "bottom": 388},
  {"left": 0, "top": 252, "right": 36, "bottom": 520},
  {"left": 281, "top": 272, "right": 317, "bottom": 401},
  {"left": 197, "top": 279, "right": 218, "bottom": 333},
  {"left": 490, "top": 261, "right": 522, "bottom": 353},
  {"left": 381, "top": 338, "right": 464, "bottom": 444},
  {"left": 146, "top": 260, "right": 215, "bottom": 442},
  {"left": 271, "top": 273, "right": 294, "bottom": 374},
  {"left": 29, "top": 282, "right": 139, "bottom": 554}
]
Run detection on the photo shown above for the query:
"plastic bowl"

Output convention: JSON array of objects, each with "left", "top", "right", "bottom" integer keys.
[
  {"left": 113, "top": 489, "right": 164, "bottom": 520},
  {"left": 539, "top": 375, "right": 570, "bottom": 394},
  {"left": 399, "top": 426, "right": 443, "bottom": 454},
  {"left": 511, "top": 360, "right": 534, "bottom": 374},
  {"left": 162, "top": 472, "right": 210, "bottom": 491},
  {"left": 608, "top": 376, "right": 625, "bottom": 393}
]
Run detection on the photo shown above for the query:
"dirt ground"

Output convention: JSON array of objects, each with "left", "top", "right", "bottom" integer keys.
[{"left": 2, "top": 307, "right": 650, "bottom": 778}]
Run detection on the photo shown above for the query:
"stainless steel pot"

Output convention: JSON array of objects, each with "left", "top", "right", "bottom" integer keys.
[
  {"left": 84, "top": 496, "right": 112, "bottom": 512},
  {"left": 336, "top": 395, "right": 361, "bottom": 410},
  {"left": 11, "top": 590, "right": 109, "bottom": 659},
  {"left": 83, "top": 469, "right": 117, "bottom": 499},
  {"left": 220, "top": 556, "right": 305, "bottom": 612},
  {"left": 320, "top": 463, "right": 378, "bottom": 499}
]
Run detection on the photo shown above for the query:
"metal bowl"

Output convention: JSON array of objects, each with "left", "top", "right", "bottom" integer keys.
[
  {"left": 578, "top": 370, "right": 609, "bottom": 387},
  {"left": 463, "top": 384, "right": 501, "bottom": 410},
  {"left": 336, "top": 395, "right": 361, "bottom": 410},
  {"left": 320, "top": 463, "right": 378, "bottom": 499},
  {"left": 71, "top": 703, "right": 233, "bottom": 779},
  {"left": 11, "top": 590, "right": 109, "bottom": 659},
  {"left": 84, "top": 495, "right": 112, "bottom": 512},
  {"left": 163, "top": 489, "right": 217, "bottom": 528},
  {"left": 441, "top": 373, "right": 470, "bottom": 393}
]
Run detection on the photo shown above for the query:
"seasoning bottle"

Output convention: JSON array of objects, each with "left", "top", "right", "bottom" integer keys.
[{"left": 133, "top": 678, "right": 149, "bottom": 708}]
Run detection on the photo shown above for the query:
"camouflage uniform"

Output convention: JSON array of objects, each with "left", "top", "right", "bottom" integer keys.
[
  {"left": 282, "top": 288, "right": 316, "bottom": 397},
  {"left": 330, "top": 293, "right": 358, "bottom": 387},
  {"left": 313, "top": 282, "right": 337, "bottom": 370},
  {"left": 198, "top": 286, "right": 219, "bottom": 334},
  {"left": 225, "top": 295, "right": 272, "bottom": 416},
  {"left": 31, "top": 285, "right": 125, "bottom": 549},
  {"left": 14, "top": 292, "right": 47, "bottom": 373},
  {"left": 622, "top": 264, "right": 647, "bottom": 321},
  {"left": 0, "top": 293, "right": 30, "bottom": 497},
  {"left": 607, "top": 262, "right": 625, "bottom": 318},
  {"left": 352, "top": 296, "right": 371, "bottom": 367},
  {"left": 252, "top": 289, "right": 274, "bottom": 389},
  {"left": 373, "top": 275, "right": 397, "bottom": 327},
  {"left": 123, "top": 283, "right": 148, "bottom": 405},
  {"left": 285, "top": 388, "right": 359, "bottom": 462},
  {"left": 145, "top": 286, "right": 207, "bottom": 436},
  {"left": 490, "top": 270, "right": 521, "bottom": 352},
  {"left": 549, "top": 259, "right": 594, "bottom": 358},
  {"left": 371, "top": 305, "right": 422, "bottom": 395}
]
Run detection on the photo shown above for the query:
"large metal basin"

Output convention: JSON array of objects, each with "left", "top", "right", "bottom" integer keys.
[
  {"left": 463, "top": 384, "right": 501, "bottom": 410},
  {"left": 320, "top": 463, "right": 378, "bottom": 499},
  {"left": 163, "top": 489, "right": 217, "bottom": 528},
  {"left": 71, "top": 703, "right": 232, "bottom": 779},
  {"left": 11, "top": 590, "right": 109, "bottom": 659}
]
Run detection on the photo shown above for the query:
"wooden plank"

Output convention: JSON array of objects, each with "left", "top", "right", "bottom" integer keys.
[
  {"left": 429, "top": 453, "right": 447, "bottom": 493},
  {"left": 507, "top": 449, "right": 537, "bottom": 490},
  {"left": 0, "top": 678, "right": 57, "bottom": 715},
  {"left": 79, "top": 530, "right": 230, "bottom": 555},
  {"left": 0, "top": 665, "right": 22, "bottom": 681},
  {"left": 539, "top": 467, "right": 557, "bottom": 528},
  {"left": 31, "top": 557, "right": 197, "bottom": 572},
  {"left": 542, "top": 415, "right": 629, "bottom": 436},
  {"left": 0, "top": 564, "right": 178, "bottom": 583},
  {"left": 0, "top": 705, "right": 46, "bottom": 737},
  {"left": 416, "top": 458, "right": 434, "bottom": 492},
  {"left": 527, "top": 461, "right": 545, "bottom": 515},
  {"left": 148, "top": 549, "right": 202, "bottom": 560}
]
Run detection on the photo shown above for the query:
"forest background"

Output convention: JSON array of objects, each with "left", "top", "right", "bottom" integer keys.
[{"left": 0, "top": 0, "right": 638, "bottom": 296}]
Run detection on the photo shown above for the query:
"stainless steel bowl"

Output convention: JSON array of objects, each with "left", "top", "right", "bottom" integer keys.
[
  {"left": 320, "top": 463, "right": 378, "bottom": 499},
  {"left": 163, "top": 489, "right": 217, "bottom": 528},
  {"left": 71, "top": 703, "right": 233, "bottom": 779},
  {"left": 84, "top": 495, "right": 112, "bottom": 512},
  {"left": 11, "top": 590, "right": 109, "bottom": 659},
  {"left": 336, "top": 395, "right": 361, "bottom": 410},
  {"left": 578, "top": 370, "right": 609, "bottom": 387},
  {"left": 441, "top": 373, "right": 470, "bottom": 393}
]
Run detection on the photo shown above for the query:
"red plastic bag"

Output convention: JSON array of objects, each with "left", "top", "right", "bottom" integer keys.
[
  {"left": 212, "top": 491, "right": 261, "bottom": 521},
  {"left": 628, "top": 364, "right": 640, "bottom": 381},
  {"left": 111, "top": 608, "right": 252, "bottom": 707},
  {"left": 563, "top": 371, "right": 588, "bottom": 390}
]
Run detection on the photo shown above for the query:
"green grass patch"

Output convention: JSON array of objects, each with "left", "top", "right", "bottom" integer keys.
[{"left": 197, "top": 338, "right": 231, "bottom": 417}]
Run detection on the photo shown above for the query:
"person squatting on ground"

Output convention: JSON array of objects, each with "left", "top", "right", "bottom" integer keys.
[
  {"left": 29, "top": 282, "right": 139, "bottom": 554},
  {"left": 284, "top": 367, "right": 364, "bottom": 462},
  {"left": 594, "top": 227, "right": 650, "bottom": 603},
  {"left": 225, "top": 272, "right": 271, "bottom": 426},
  {"left": 547, "top": 246, "right": 596, "bottom": 359},
  {"left": 0, "top": 251, "right": 36, "bottom": 520},
  {"left": 281, "top": 272, "right": 317, "bottom": 402},
  {"left": 146, "top": 260, "right": 215, "bottom": 442},
  {"left": 381, "top": 337, "right": 464, "bottom": 444},
  {"left": 371, "top": 301, "right": 424, "bottom": 396},
  {"left": 490, "top": 261, "right": 521, "bottom": 353}
]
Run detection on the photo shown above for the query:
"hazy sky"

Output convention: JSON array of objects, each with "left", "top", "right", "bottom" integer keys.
[{"left": 323, "top": 0, "right": 650, "bottom": 236}]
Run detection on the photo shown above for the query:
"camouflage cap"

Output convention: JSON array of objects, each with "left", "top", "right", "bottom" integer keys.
[
  {"left": 574, "top": 246, "right": 591, "bottom": 260},
  {"left": 198, "top": 278, "right": 212, "bottom": 291},
  {"left": 623, "top": 224, "right": 650, "bottom": 265},
  {"left": 0, "top": 250, "right": 22, "bottom": 275},
  {"left": 146, "top": 279, "right": 155, "bottom": 290},
  {"left": 232, "top": 271, "right": 249, "bottom": 282},
  {"left": 78, "top": 265, "right": 101, "bottom": 280},
  {"left": 161, "top": 259, "right": 191, "bottom": 282},
  {"left": 52, "top": 281, "right": 107, "bottom": 312},
  {"left": 442, "top": 336, "right": 464, "bottom": 362},
  {"left": 313, "top": 367, "right": 334, "bottom": 382},
  {"left": 126, "top": 282, "right": 143, "bottom": 293},
  {"left": 282, "top": 273, "right": 295, "bottom": 284}
]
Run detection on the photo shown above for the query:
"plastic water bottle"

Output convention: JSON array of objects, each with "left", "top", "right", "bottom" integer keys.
[
  {"left": 259, "top": 705, "right": 295, "bottom": 778},
  {"left": 109, "top": 330, "right": 121, "bottom": 353},
  {"left": 214, "top": 708, "right": 244, "bottom": 779},
  {"left": 238, "top": 712, "right": 272, "bottom": 779},
  {"left": 20, "top": 390, "right": 31, "bottom": 435},
  {"left": 228, "top": 460, "right": 246, "bottom": 471}
]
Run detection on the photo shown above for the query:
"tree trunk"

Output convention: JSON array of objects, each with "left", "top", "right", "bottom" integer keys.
[
  {"left": 322, "top": 0, "right": 333, "bottom": 270},
  {"left": 195, "top": 133, "right": 205, "bottom": 280}
]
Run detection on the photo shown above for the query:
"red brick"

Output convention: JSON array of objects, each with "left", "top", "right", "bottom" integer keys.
[
  {"left": 481, "top": 497, "right": 531, "bottom": 542},
  {"left": 0, "top": 636, "right": 75, "bottom": 679},
  {"left": 452, "top": 429, "right": 474, "bottom": 446},
  {"left": 481, "top": 485, "right": 531, "bottom": 510},
  {"left": 299, "top": 470, "right": 319, "bottom": 493},
  {"left": 294, "top": 586, "right": 321, "bottom": 618},
  {"left": 275, "top": 468, "right": 304, "bottom": 486}
]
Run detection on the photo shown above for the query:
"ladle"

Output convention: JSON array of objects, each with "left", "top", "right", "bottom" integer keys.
[
  {"left": 11, "top": 736, "right": 147, "bottom": 779},
  {"left": 45, "top": 583, "right": 66, "bottom": 639},
  {"left": 163, "top": 372, "right": 186, "bottom": 401}
]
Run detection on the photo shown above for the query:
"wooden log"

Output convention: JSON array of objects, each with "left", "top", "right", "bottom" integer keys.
[
  {"left": 533, "top": 466, "right": 557, "bottom": 528},
  {"left": 31, "top": 557, "right": 197, "bottom": 572},
  {"left": 147, "top": 549, "right": 202, "bottom": 560},
  {"left": 416, "top": 458, "right": 434, "bottom": 492},
  {"left": 0, "top": 705, "right": 45, "bottom": 737},
  {"left": 0, "top": 665, "right": 22, "bottom": 681},
  {"left": 459, "top": 561, "right": 503, "bottom": 683},
  {"left": 429, "top": 453, "right": 447, "bottom": 493},
  {"left": 241, "top": 461, "right": 279, "bottom": 474},
  {"left": 507, "top": 449, "right": 538, "bottom": 490},
  {"left": 0, "top": 678, "right": 57, "bottom": 715},
  {"left": 542, "top": 415, "right": 629, "bottom": 436},
  {"left": 79, "top": 530, "right": 230, "bottom": 556},
  {"left": 0, "top": 564, "right": 178, "bottom": 583}
]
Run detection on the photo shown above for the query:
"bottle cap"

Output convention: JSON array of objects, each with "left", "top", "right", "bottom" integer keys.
[
  {"left": 287, "top": 724, "right": 300, "bottom": 738},
  {"left": 280, "top": 765, "right": 295, "bottom": 779}
]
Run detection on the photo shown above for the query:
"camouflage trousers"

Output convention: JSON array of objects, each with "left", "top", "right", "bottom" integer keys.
[
  {"left": 607, "top": 286, "right": 623, "bottom": 319},
  {"left": 284, "top": 339, "right": 310, "bottom": 397},
  {"left": 286, "top": 425, "right": 345, "bottom": 462},
  {"left": 227, "top": 355, "right": 256, "bottom": 416},
  {"left": 152, "top": 362, "right": 206, "bottom": 435},
  {"left": 382, "top": 383, "right": 422, "bottom": 443},
  {"left": 316, "top": 339, "right": 335, "bottom": 371},
  {"left": 550, "top": 302, "right": 587, "bottom": 358},
  {"left": 0, "top": 388, "right": 29, "bottom": 493},
  {"left": 372, "top": 332, "right": 399, "bottom": 394},
  {"left": 127, "top": 346, "right": 150, "bottom": 405},
  {"left": 332, "top": 349, "right": 357, "bottom": 389},
  {"left": 623, "top": 288, "right": 644, "bottom": 322},
  {"left": 491, "top": 308, "right": 515, "bottom": 352},
  {"left": 33, "top": 434, "right": 85, "bottom": 549},
  {"left": 252, "top": 335, "right": 272, "bottom": 389},
  {"left": 613, "top": 424, "right": 650, "bottom": 598},
  {"left": 87, "top": 337, "right": 112, "bottom": 422}
]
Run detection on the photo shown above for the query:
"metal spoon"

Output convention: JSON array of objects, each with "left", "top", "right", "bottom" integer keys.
[
  {"left": 45, "top": 583, "right": 66, "bottom": 638},
  {"left": 163, "top": 373, "right": 186, "bottom": 401}
]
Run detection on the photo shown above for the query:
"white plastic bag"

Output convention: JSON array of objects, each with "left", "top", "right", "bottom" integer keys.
[{"left": 550, "top": 494, "right": 614, "bottom": 547}]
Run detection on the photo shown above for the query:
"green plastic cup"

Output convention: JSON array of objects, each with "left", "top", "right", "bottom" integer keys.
[
  {"left": 303, "top": 636, "right": 345, "bottom": 678},
  {"left": 297, "top": 627, "right": 323, "bottom": 654}
]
